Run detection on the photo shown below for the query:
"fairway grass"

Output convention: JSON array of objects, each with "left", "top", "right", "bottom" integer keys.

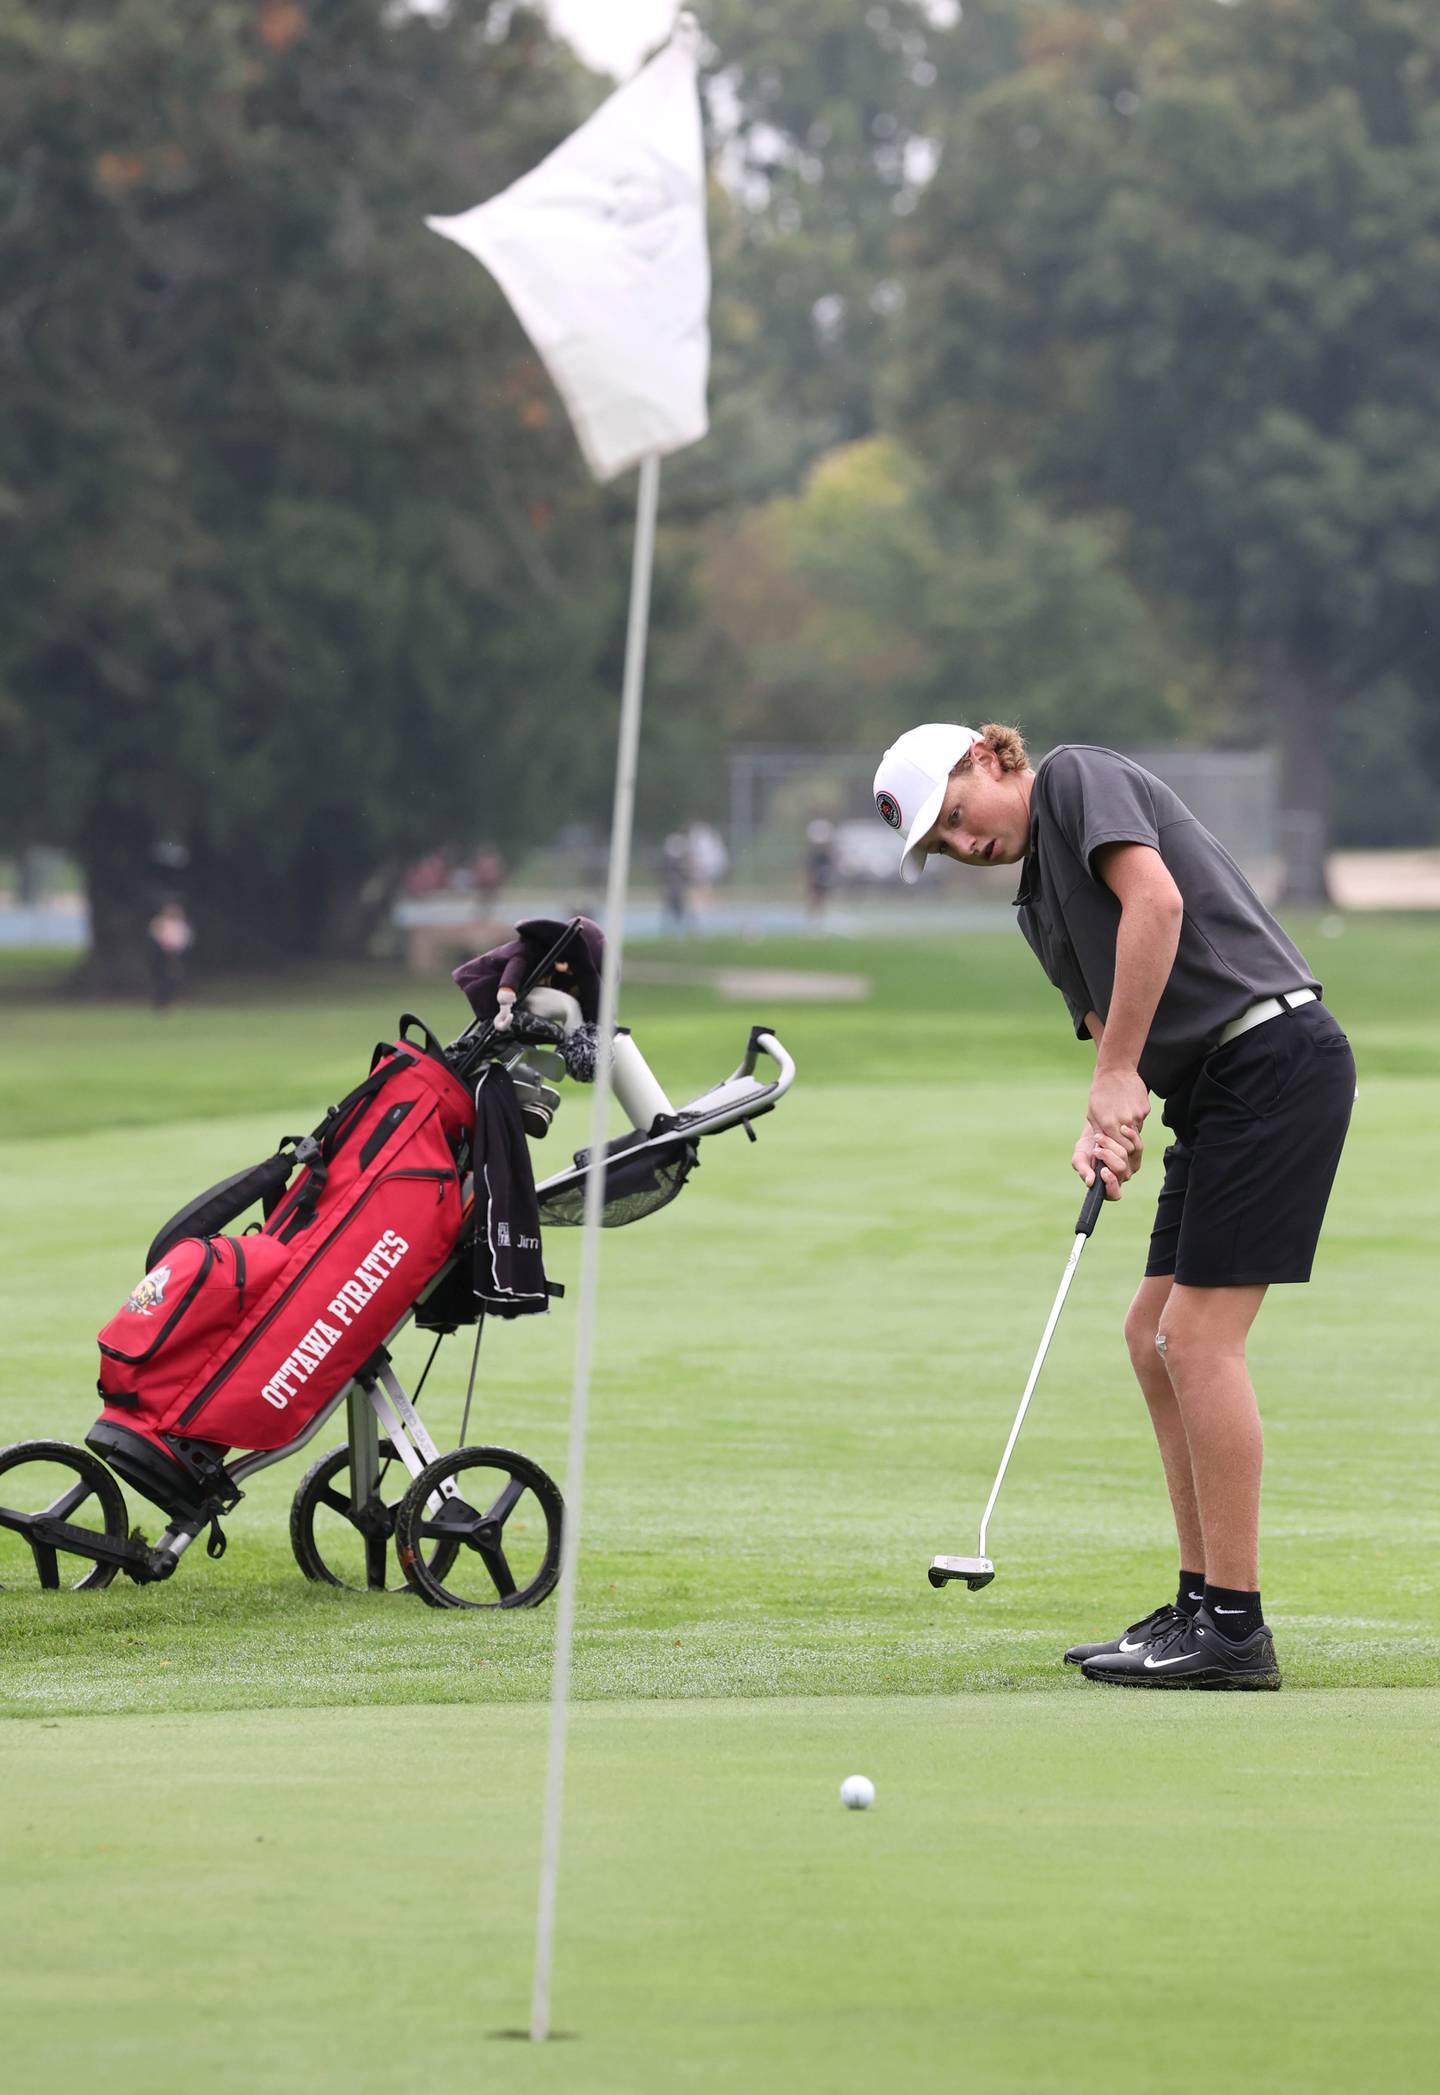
[
  {"left": 2, "top": 1055, "right": 1436, "bottom": 1711},
  {"left": 2, "top": 925, "right": 1437, "bottom": 2089},
  {"left": 4, "top": 1692, "right": 1437, "bottom": 2094}
]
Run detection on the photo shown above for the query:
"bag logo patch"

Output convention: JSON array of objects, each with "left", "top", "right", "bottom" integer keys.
[
  {"left": 126, "top": 1265, "right": 171, "bottom": 1316},
  {"left": 876, "top": 790, "right": 902, "bottom": 830}
]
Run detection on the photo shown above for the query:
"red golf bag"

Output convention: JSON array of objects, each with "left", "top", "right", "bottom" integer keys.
[{"left": 87, "top": 1022, "right": 474, "bottom": 1523}]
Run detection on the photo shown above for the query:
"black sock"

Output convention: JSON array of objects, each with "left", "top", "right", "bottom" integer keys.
[
  {"left": 1202, "top": 1583, "right": 1264, "bottom": 1641},
  {"left": 1176, "top": 1571, "right": 1205, "bottom": 1619}
]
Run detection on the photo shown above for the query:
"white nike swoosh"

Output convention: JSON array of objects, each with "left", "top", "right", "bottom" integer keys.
[
  {"left": 1143, "top": 1653, "right": 1193, "bottom": 1669},
  {"left": 1117, "top": 1637, "right": 1146, "bottom": 1651},
  {"left": 1213, "top": 1607, "right": 1246, "bottom": 1615}
]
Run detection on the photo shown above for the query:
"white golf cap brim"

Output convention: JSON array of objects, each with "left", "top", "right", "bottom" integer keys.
[
  {"left": 899, "top": 780, "right": 948, "bottom": 884},
  {"left": 872, "top": 724, "right": 982, "bottom": 883}
]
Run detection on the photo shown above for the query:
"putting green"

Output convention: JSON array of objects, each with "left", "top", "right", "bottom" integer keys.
[{"left": 3, "top": 1692, "right": 1437, "bottom": 2094}]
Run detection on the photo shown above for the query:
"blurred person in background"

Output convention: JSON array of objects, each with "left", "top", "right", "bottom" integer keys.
[
  {"left": 147, "top": 897, "right": 194, "bottom": 1012},
  {"left": 874, "top": 721, "right": 1355, "bottom": 1693},
  {"left": 403, "top": 851, "right": 450, "bottom": 899},
  {"left": 659, "top": 830, "right": 693, "bottom": 934},
  {"left": 686, "top": 819, "right": 729, "bottom": 914},
  {"left": 804, "top": 818, "right": 838, "bottom": 923},
  {"left": 471, "top": 843, "right": 505, "bottom": 910}
]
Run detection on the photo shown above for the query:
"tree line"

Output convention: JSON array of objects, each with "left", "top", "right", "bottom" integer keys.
[{"left": 3, "top": 0, "right": 1437, "bottom": 986}]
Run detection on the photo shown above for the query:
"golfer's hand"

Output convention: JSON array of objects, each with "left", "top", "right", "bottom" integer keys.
[
  {"left": 1087, "top": 1063, "right": 1150, "bottom": 1149},
  {"left": 1072, "top": 1122, "right": 1141, "bottom": 1199}
]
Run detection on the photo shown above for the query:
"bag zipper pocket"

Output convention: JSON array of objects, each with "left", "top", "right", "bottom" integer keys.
[
  {"left": 99, "top": 1241, "right": 216, "bottom": 1367},
  {"left": 358, "top": 1098, "right": 415, "bottom": 1171}
]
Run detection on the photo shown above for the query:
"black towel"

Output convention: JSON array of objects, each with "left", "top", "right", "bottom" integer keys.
[{"left": 472, "top": 1065, "right": 552, "bottom": 1317}]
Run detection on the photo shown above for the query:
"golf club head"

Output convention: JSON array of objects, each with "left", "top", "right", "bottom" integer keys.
[{"left": 927, "top": 1554, "right": 995, "bottom": 1592}]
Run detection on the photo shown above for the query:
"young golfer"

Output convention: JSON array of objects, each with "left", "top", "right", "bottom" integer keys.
[{"left": 874, "top": 723, "right": 1355, "bottom": 1689}]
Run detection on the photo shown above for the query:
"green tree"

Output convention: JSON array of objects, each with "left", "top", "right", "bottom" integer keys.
[
  {"left": 0, "top": 0, "right": 633, "bottom": 989},
  {"left": 676, "top": 0, "right": 969, "bottom": 511},
  {"left": 897, "top": 0, "right": 1440, "bottom": 898},
  {"left": 688, "top": 435, "right": 1196, "bottom": 752}
]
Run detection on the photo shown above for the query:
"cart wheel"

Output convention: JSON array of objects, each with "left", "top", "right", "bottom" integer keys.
[
  {"left": 394, "top": 1446, "right": 564, "bottom": 1610},
  {"left": 0, "top": 1440, "right": 129, "bottom": 1593},
  {"left": 289, "top": 1442, "right": 460, "bottom": 1593}
]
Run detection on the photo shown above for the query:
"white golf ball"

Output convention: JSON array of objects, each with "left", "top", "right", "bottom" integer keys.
[{"left": 839, "top": 1773, "right": 875, "bottom": 1811}]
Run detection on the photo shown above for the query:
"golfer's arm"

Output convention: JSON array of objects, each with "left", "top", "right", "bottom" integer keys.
[{"left": 1092, "top": 844, "right": 1183, "bottom": 1075}]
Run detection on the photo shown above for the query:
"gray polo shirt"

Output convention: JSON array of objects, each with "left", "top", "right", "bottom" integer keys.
[{"left": 1014, "top": 745, "right": 1319, "bottom": 1097}]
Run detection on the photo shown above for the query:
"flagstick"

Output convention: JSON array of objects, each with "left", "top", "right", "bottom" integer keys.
[{"left": 530, "top": 449, "right": 662, "bottom": 2044}]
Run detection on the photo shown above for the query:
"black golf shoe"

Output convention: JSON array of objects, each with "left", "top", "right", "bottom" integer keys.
[
  {"left": 1063, "top": 1603, "right": 1184, "bottom": 1668},
  {"left": 1080, "top": 1606, "right": 1281, "bottom": 1690}
]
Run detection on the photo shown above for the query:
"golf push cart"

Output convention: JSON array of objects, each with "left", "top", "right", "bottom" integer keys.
[{"left": 0, "top": 920, "right": 795, "bottom": 1610}]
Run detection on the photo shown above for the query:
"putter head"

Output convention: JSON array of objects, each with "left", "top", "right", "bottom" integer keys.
[{"left": 927, "top": 1554, "right": 995, "bottom": 1592}]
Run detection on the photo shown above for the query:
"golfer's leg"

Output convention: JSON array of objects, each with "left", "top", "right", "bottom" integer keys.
[
  {"left": 1155, "top": 1283, "right": 1268, "bottom": 1591},
  {"left": 1123, "top": 1274, "right": 1203, "bottom": 1571}
]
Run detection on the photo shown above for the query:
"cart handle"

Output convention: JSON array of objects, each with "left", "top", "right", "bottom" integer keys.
[{"left": 739, "top": 1025, "right": 796, "bottom": 1097}]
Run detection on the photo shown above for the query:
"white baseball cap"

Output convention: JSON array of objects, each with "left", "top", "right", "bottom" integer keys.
[{"left": 873, "top": 723, "right": 982, "bottom": 883}]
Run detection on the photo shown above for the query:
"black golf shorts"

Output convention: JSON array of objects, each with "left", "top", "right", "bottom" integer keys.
[{"left": 1145, "top": 1001, "right": 1355, "bottom": 1288}]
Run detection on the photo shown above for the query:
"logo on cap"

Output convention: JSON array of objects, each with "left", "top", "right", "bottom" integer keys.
[{"left": 876, "top": 790, "right": 901, "bottom": 830}]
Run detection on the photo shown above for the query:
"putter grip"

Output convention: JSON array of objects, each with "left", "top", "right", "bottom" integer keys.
[{"left": 1076, "top": 1168, "right": 1108, "bottom": 1236}]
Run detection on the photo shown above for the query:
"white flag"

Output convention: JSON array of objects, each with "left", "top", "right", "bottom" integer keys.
[{"left": 427, "top": 23, "right": 710, "bottom": 483}]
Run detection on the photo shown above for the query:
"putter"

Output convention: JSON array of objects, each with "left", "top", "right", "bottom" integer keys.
[{"left": 928, "top": 1167, "right": 1110, "bottom": 1591}]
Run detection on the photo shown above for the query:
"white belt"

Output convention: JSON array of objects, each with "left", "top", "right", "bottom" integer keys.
[{"left": 1218, "top": 988, "right": 1316, "bottom": 1048}]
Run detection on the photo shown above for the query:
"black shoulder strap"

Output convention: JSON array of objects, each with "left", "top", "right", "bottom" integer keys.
[{"left": 146, "top": 1150, "right": 298, "bottom": 1271}]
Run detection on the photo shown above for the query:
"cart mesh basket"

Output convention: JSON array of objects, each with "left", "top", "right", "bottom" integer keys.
[{"left": 538, "top": 1133, "right": 699, "bottom": 1229}]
